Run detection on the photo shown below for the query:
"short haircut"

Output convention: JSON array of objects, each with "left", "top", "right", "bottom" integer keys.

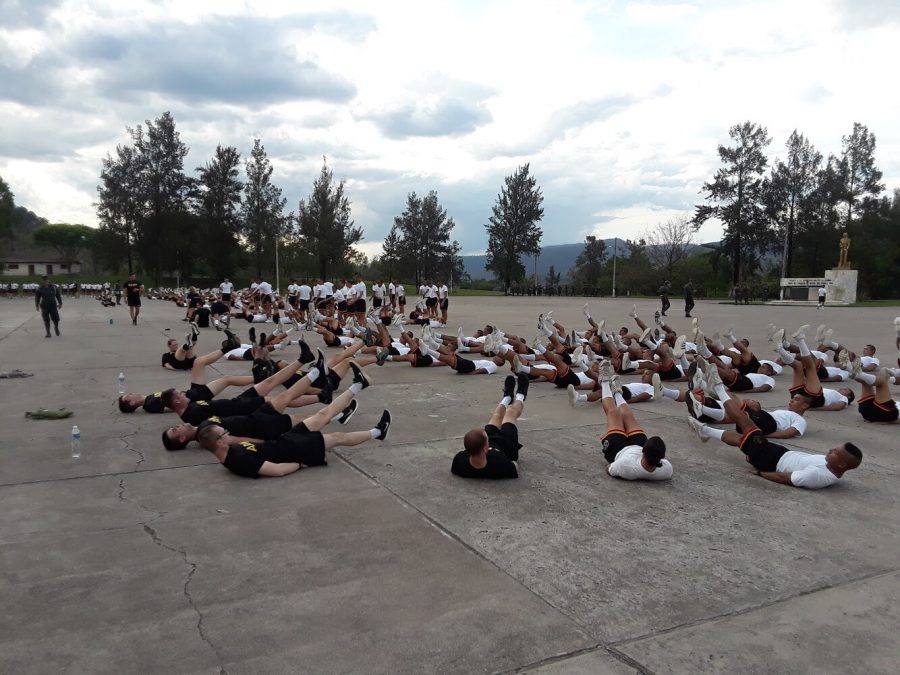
[
  {"left": 845, "top": 390, "right": 856, "bottom": 404},
  {"left": 463, "top": 428, "right": 487, "bottom": 456},
  {"left": 865, "top": 344, "right": 876, "bottom": 353},
  {"left": 642, "top": 436, "right": 666, "bottom": 467},
  {"left": 794, "top": 392, "right": 813, "bottom": 406},
  {"left": 118, "top": 396, "right": 139, "bottom": 413},
  {"left": 843, "top": 442, "right": 862, "bottom": 460},
  {"left": 160, "top": 388, "right": 178, "bottom": 409},
  {"left": 162, "top": 429, "right": 188, "bottom": 451},
  {"left": 196, "top": 423, "right": 224, "bottom": 450}
]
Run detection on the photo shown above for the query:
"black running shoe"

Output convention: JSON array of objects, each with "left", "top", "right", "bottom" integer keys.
[
  {"left": 317, "top": 379, "right": 333, "bottom": 404},
  {"left": 374, "top": 410, "right": 391, "bottom": 441},
  {"left": 298, "top": 338, "right": 314, "bottom": 364},
  {"left": 249, "top": 327, "right": 256, "bottom": 344},
  {"left": 315, "top": 348, "right": 329, "bottom": 376},
  {"left": 349, "top": 361, "right": 370, "bottom": 389},
  {"left": 376, "top": 348, "right": 389, "bottom": 366},
  {"left": 503, "top": 374, "right": 516, "bottom": 401},
  {"left": 258, "top": 331, "right": 267, "bottom": 348},
  {"left": 516, "top": 371, "right": 530, "bottom": 400},
  {"left": 338, "top": 399, "right": 358, "bottom": 425}
]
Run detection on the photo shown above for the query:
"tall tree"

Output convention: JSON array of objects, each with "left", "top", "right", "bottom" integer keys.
[
  {"left": 762, "top": 131, "right": 822, "bottom": 278},
  {"left": 793, "top": 155, "right": 844, "bottom": 276},
  {"left": 643, "top": 215, "right": 694, "bottom": 278},
  {"left": 0, "top": 176, "right": 13, "bottom": 243},
  {"left": 380, "top": 226, "right": 403, "bottom": 280},
  {"left": 296, "top": 157, "right": 361, "bottom": 279},
  {"left": 391, "top": 190, "right": 456, "bottom": 287},
  {"left": 839, "top": 122, "right": 884, "bottom": 230},
  {"left": 32, "top": 224, "right": 93, "bottom": 270},
  {"left": 572, "top": 235, "right": 606, "bottom": 287},
  {"left": 242, "top": 139, "right": 287, "bottom": 277},
  {"left": 196, "top": 145, "right": 244, "bottom": 279},
  {"left": 96, "top": 144, "right": 143, "bottom": 273},
  {"left": 485, "top": 164, "right": 544, "bottom": 291},
  {"left": 694, "top": 122, "right": 772, "bottom": 285},
  {"left": 544, "top": 264, "right": 561, "bottom": 289}
]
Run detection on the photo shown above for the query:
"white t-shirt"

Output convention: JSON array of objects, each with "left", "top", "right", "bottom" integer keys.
[
  {"left": 718, "top": 354, "right": 733, "bottom": 366},
  {"left": 861, "top": 356, "right": 880, "bottom": 368},
  {"left": 256, "top": 281, "right": 273, "bottom": 297},
  {"left": 472, "top": 359, "right": 498, "bottom": 374},
  {"left": 625, "top": 382, "right": 655, "bottom": 400},
  {"left": 355, "top": 281, "right": 367, "bottom": 301},
  {"left": 770, "top": 410, "right": 807, "bottom": 436},
  {"left": 747, "top": 373, "right": 775, "bottom": 390},
  {"left": 298, "top": 284, "right": 312, "bottom": 300},
  {"left": 388, "top": 282, "right": 396, "bottom": 295},
  {"left": 818, "top": 287, "right": 826, "bottom": 298},
  {"left": 323, "top": 281, "right": 334, "bottom": 296},
  {"left": 758, "top": 359, "right": 783, "bottom": 375},
  {"left": 777, "top": 451, "right": 838, "bottom": 489},
  {"left": 333, "top": 288, "right": 345, "bottom": 303},
  {"left": 396, "top": 284, "right": 406, "bottom": 298},
  {"left": 220, "top": 281, "right": 233, "bottom": 294},
  {"left": 287, "top": 283, "right": 300, "bottom": 297},
  {"left": 823, "top": 389, "right": 848, "bottom": 406},
  {"left": 315, "top": 284, "right": 327, "bottom": 299},
  {"left": 438, "top": 284, "right": 448, "bottom": 299},
  {"left": 390, "top": 341, "right": 411, "bottom": 356},
  {"left": 825, "top": 366, "right": 849, "bottom": 381},
  {"left": 427, "top": 285, "right": 438, "bottom": 299},
  {"left": 373, "top": 284, "right": 385, "bottom": 299},
  {"left": 608, "top": 446, "right": 673, "bottom": 481}
]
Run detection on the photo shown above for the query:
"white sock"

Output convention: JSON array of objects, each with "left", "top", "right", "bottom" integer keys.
[
  {"left": 425, "top": 347, "right": 440, "bottom": 359},
  {"left": 520, "top": 352, "right": 536, "bottom": 362},
  {"left": 679, "top": 355, "right": 690, "bottom": 371},
  {"left": 797, "top": 337, "right": 811, "bottom": 357},
  {"left": 458, "top": 344, "right": 470, "bottom": 352},
  {"left": 519, "top": 364, "right": 532, "bottom": 374},
  {"left": 534, "top": 344, "right": 546, "bottom": 354},
  {"left": 330, "top": 411, "right": 344, "bottom": 423},
  {"left": 576, "top": 393, "right": 587, "bottom": 402},
  {"left": 500, "top": 395, "right": 512, "bottom": 406},
  {"left": 385, "top": 355, "right": 393, "bottom": 361},
  {"left": 699, "top": 343, "right": 713, "bottom": 358},
  {"left": 369, "top": 428, "right": 381, "bottom": 439},
  {"left": 306, "top": 367, "right": 320, "bottom": 382},
  {"left": 825, "top": 340, "right": 839, "bottom": 350},
  {"left": 702, "top": 405, "right": 726, "bottom": 421},
  {"left": 614, "top": 392, "right": 626, "bottom": 406},
  {"left": 349, "top": 382, "right": 363, "bottom": 395},
  {"left": 714, "top": 383, "right": 731, "bottom": 401},
  {"left": 776, "top": 346, "right": 795, "bottom": 364},
  {"left": 855, "top": 371, "right": 876, "bottom": 385},
  {"left": 645, "top": 338, "right": 659, "bottom": 349},
  {"left": 515, "top": 392, "right": 525, "bottom": 401},
  {"left": 601, "top": 381, "right": 611, "bottom": 399},
  {"left": 703, "top": 426, "right": 725, "bottom": 440},
  {"left": 662, "top": 387, "right": 679, "bottom": 400}
]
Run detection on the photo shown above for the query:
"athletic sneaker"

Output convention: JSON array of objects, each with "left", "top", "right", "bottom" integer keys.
[
  {"left": 629, "top": 304, "right": 638, "bottom": 319},
  {"left": 376, "top": 348, "right": 389, "bottom": 366},
  {"left": 672, "top": 335, "right": 686, "bottom": 358},
  {"left": 317, "top": 379, "right": 333, "bottom": 404},
  {"left": 848, "top": 356, "right": 862, "bottom": 378},
  {"left": 297, "top": 339, "right": 314, "bottom": 365},
  {"left": 814, "top": 324, "right": 827, "bottom": 343},
  {"left": 687, "top": 417, "right": 708, "bottom": 442},
  {"left": 769, "top": 328, "right": 785, "bottom": 348},
  {"left": 689, "top": 392, "right": 704, "bottom": 419},
  {"left": 510, "top": 353, "right": 522, "bottom": 373},
  {"left": 213, "top": 319, "right": 223, "bottom": 331},
  {"left": 638, "top": 327, "right": 652, "bottom": 345},
  {"left": 349, "top": 361, "right": 370, "bottom": 389},
  {"left": 503, "top": 375, "right": 516, "bottom": 401},
  {"left": 791, "top": 324, "right": 809, "bottom": 341},
  {"left": 621, "top": 353, "right": 632, "bottom": 371},
  {"left": 609, "top": 374, "right": 623, "bottom": 397},
  {"left": 189, "top": 321, "right": 199, "bottom": 342},
  {"left": 516, "top": 371, "right": 530, "bottom": 400},
  {"left": 338, "top": 399, "right": 358, "bottom": 425},
  {"left": 599, "top": 359, "right": 613, "bottom": 381},
  {"left": 651, "top": 372, "right": 663, "bottom": 399},
  {"left": 249, "top": 327, "right": 256, "bottom": 344},
  {"left": 315, "top": 348, "right": 329, "bottom": 377},
  {"left": 258, "top": 332, "right": 267, "bottom": 348},
  {"left": 706, "top": 366, "right": 724, "bottom": 392},
  {"left": 572, "top": 345, "right": 583, "bottom": 365},
  {"left": 583, "top": 303, "right": 591, "bottom": 319},
  {"left": 374, "top": 410, "right": 391, "bottom": 440},
  {"left": 567, "top": 384, "right": 578, "bottom": 407},
  {"left": 595, "top": 319, "right": 605, "bottom": 334}
]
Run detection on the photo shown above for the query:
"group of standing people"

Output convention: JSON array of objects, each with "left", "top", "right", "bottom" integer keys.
[{"left": 657, "top": 280, "right": 695, "bottom": 318}]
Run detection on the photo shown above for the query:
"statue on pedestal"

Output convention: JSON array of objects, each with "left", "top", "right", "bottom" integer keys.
[{"left": 838, "top": 232, "right": 851, "bottom": 268}]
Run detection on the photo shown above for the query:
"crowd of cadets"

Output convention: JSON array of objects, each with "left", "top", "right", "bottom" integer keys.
[
  {"left": 2, "top": 281, "right": 120, "bottom": 297},
  {"left": 136, "top": 266, "right": 899, "bottom": 485}
]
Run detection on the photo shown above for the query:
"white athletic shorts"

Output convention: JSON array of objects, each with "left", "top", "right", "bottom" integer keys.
[{"left": 473, "top": 359, "right": 498, "bottom": 374}]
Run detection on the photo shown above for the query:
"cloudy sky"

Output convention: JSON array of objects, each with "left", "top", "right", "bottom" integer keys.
[{"left": 2, "top": 0, "right": 899, "bottom": 259}]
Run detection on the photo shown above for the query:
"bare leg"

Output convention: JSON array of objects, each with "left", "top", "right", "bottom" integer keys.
[
  {"left": 189, "top": 349, "right": 227, "bottom": 384},
  {"left": 252, "top": 360, "right": 303, "bottom": 397},
  {"left": 205, "top": 375, "right": 255, "bottom": 396},
  {"left": 323, "top": 430, "right": 376, "bottom": 449},
  {"left": 302, "top": 389, "right": 356, "bottom": 432}
]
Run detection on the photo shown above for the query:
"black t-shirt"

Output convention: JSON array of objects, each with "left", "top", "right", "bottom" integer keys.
[
  {"left": 125, "top": 281, "right": 141, "bottom": 299},
  {"left": 161, "top": 352, "right": 195, "bottom": 370},
  {"left": 188, "top": 294, "right": 203, "bottom": 308},
  {"left": 211, "top": 404, "right": 292, "bottom": 440},
  {"left": 142, "top": 384, "right": 213, "bottom": 413},
  {"left": 210, "top": 301, "right": 228, "bottom": 315},
  {"left": 451, "top": 450, "right": 518, "bottom": 479},
  {"left": 194, "top": 306, "right": 211, "bottom": 327}
]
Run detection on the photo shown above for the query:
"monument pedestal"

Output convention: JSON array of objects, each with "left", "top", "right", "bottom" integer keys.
[{"left": 825, "top": 268, "right": 857, "bottom": 304}]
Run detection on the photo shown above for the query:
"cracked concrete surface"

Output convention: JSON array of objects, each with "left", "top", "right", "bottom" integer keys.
[{"left": 1, "top": 297, "right": 898, "bottom": 674}]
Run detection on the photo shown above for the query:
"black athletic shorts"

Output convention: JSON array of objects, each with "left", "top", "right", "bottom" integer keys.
[
  {"left": 553, "top": 368, "right": 580, "bottom": 389},
  {"left": 337, "top": 301, "right": 348, "bottom": 312},
  {"left": 354, "top": 299, "right": 366, "bottom": 313},
  {"left": 127, "top": 297, "right": 141, "bottom": 307},
  {"left": 373, "top": 297, "right": 382, "bottom": 308},
  {"left": 454, "top": 355, "right": 476, "bottom": 374},
  {"left": 265, "top": 423, "right": 327, "bottom": 467},
  {"left": 186, "top": 384, "right": 214, "bottom": 401},
  {"left": 601, "top": 430, "right": 647, "bottom": 464},
  {"left": 728, "top": 373, "right": 754, "bottom": 392},
  {"left": 288, "top": 295, "right": 298, "bottom": 307},
  {"left": 658, "top": 362, "right": 682, "bottom": 381},
  {"left": 381, "top": 316, "right": 391, "bottom": 326},
  {"left": 425, "top": 297, "right": 437, "bottom": 307},
  {"left": 748, "top": 409, "right": 778, "bottom": 435},
  {"left": 858, "top": 396, "right": 899, "bottom": 423},
  {"left": 737, "top": 356, "right": 762, "bottom": 376},
  {"left": 388, "top": 346, "right": 401, "bottom": 356},
  {"left": 413, "top": 353, "right": 433, "bottom": 367},
  {"left": 299, "top": 299, "right": 310, "bottom": 310},
  {"left": 789, "top": 384, "right": 825, "bottom": 409},
  {"left": 739, "top": 429, "right": 788, "bottom": 472},
  {"left": 397, "top": 295, "right": 406, "bottom": 305},
  {"left": 816, "top": 365, "right": 829, "bottom": 381},
  {"left": 440, "top": 298, "right": 448, "bottom": 310},
  {"left": 221, "top": 293, "right": 231, "bottom": 302},
  {"left": 325, "top": 335, "right": 341, "bottom": 347},
  {"left": 485, "top": 422, "right": 522, "bottom": 461}
]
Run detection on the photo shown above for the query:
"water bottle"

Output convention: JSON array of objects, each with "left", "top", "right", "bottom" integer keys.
[
  {"left": 71, "top": 425, "right": 81, "bottom": 458},
  {"left": 117, "top": 372, "right": 126, "bottom": 394}
]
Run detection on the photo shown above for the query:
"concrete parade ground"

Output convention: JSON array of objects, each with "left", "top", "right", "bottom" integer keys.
[{"left": 1, "top": 295, "right": 898, "bottom": 675}]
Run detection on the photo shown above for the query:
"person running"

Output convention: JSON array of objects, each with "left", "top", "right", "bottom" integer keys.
[
  {"left": 125, "top": 273, "right": 143, "bottom": 325},
  {"left": 196, "top": 399, "right": 392, "bottom": 478},
  {"left": 684, "top": 279, "right": 695, "bottom": 318},
  {"left": 687, "top": 373, "right": 862, "bottom": 489},
  {"left": 452, "top": 373, "right": 529, "bottom": 479},
  {"left": 34, "top": 275, "right": 62, "bottom": 338},
  {"left": 598, "top": 362, "right": 672, "bottom": 481}
]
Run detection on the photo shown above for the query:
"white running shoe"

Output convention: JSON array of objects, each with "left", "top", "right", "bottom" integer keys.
[
  {"left": 567, "top": 384, "right": 579, "bottom": 407},
  {"left": 687, "top": 417, "right": 708, "bottom": 443}
]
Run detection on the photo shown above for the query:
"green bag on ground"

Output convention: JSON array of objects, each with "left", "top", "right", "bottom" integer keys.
[{"left": 25, "top": 408, "right": 74, "bottom": 420}]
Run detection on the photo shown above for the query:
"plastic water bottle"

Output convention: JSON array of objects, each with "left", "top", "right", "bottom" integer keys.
[
  {"left": 71, "top": 425, "right": 81, "bottom": 458},
  {"left": 117, "top": 372, "right": 126, "bottom": 394}
]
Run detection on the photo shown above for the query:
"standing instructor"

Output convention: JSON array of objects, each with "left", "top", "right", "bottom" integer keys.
[
  {"left": 35, "top": 275, "right": 62, "bottom": 338},
  {"left": 125, "top": 273, "right": 143, "bottom": 325}
]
